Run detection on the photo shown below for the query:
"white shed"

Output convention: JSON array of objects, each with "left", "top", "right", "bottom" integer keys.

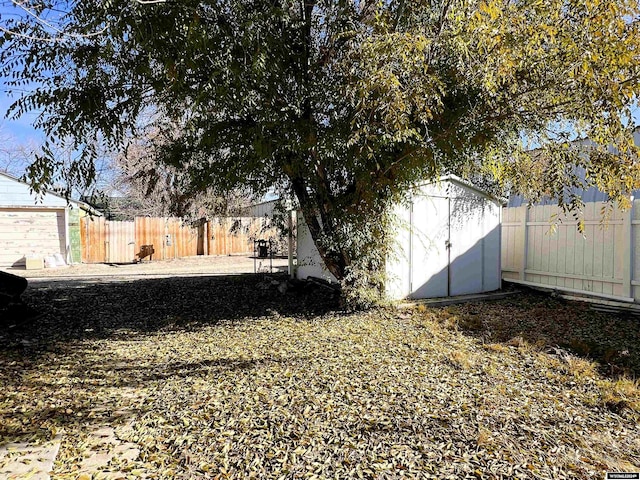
[
  {"left": 0, "top": 172, "right": 95, "bottom": 268},
  {"left": 296, "top": 176, "right": 503, "bottom": 299}
]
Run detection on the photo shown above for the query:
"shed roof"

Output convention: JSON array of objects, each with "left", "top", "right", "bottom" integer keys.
[
  {"left": 0, "top": 171, "right": 103, "bottom": 215},
  {"left": 417, "top": 174, "right": 507, "bottom": 205}
]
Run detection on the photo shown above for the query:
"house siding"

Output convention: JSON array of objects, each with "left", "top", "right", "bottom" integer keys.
[
  {"left": 0, "top": 172, "right": 90, "bottom": 267},
  {"left": 0, "top": 209, "right": 66, "bottom": 267}
]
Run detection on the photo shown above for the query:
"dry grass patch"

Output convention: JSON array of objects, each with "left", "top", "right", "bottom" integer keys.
[
  {"left": 448, "top": 291, "right": 640, "bottom": 378},
  {"left": 599, "top": 377, "right": 640, "bottom": 414}
]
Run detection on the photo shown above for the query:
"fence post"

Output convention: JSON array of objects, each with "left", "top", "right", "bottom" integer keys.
[
  {"left": 520, "top": 206, "right": 528, "bottom": 281},
  {"left": 623, "top": 198, "right": 633, "bottom": 299}
]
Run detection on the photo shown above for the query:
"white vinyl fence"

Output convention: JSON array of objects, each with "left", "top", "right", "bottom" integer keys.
[{"left": 501, "top": 200, "right": 640, "bottom": 302}]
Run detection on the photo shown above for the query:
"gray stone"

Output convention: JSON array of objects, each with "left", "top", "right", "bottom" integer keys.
[{"left": 0, "top": 431, "right": 63, "bottom": 480}]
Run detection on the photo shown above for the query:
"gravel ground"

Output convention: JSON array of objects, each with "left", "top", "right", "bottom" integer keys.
[{"left": 3, "top": 255, "right": 290, "bottom": 281}]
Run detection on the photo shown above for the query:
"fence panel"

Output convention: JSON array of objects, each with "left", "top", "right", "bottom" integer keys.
[
  {"left": 205, "top": 217, "right": 282, "bottom": 256},
  {"left": 501, "top": 206, "right": 526, "bottom": 281},
  {"left": 80, "top": 216, "right": 107, "bottom": 263},
  {"left": 502, "top": 202, "right": 633, "bottom": 300},
  {"left": 81, "top": 216, "right": 284, "bottom": 263},
  {"left": 167, "top": 218, "right": 199, "bottom": 258},
  {"left": 135, "top": 217, "right": 165, "bottom": 260}
]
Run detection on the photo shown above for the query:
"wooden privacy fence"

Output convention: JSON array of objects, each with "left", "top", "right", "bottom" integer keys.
[
  {"left": 501, "top": 201, "right": 640, "bottom": 302},
  {"left": 81, "top": 216, "right": 281, "bottom": 264}
]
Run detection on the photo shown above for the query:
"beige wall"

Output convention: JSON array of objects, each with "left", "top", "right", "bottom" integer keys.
[{"left": 0, "top": 208, "right": 66, "bottom": 267}]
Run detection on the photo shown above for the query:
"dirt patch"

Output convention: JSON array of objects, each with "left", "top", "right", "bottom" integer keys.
[
  {"left": 441, "top": 290, "right": 640, "bottom": 378},
  {"left": 2, "top": 255, "right": 290, "bottom": 280}
]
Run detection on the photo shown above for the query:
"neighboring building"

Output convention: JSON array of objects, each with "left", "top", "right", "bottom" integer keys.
[
  {"left": 244, "top": 199, "right": 280, "bottom": 218},
  {"left": 296, "top": 175, "right": 503, "bottom": 299},
  {"left": 80, "top": 194, "right": 145, "bottom": 221},
  {"left": 0, "top": 172, "right": 101, "bottom": 268}
]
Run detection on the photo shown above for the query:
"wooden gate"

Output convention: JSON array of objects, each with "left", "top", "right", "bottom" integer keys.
[{"left": 106, "top": 221, "right": 136, "bottom": 263}]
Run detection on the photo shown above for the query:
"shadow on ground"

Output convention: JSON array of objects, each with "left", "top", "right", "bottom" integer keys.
[
  {"left": 0, "top": 274, "right": 339, "bottom": 353},
  {"left": 0, "top": 274, "right": 339, "bottom": 446},
  {"left": 442, "top": 289, "right": 640, "bottom": 378}
]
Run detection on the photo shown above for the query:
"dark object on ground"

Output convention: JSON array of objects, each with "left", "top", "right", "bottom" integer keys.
[
  {"left": 137, "top": 244, "right": 155, "bottom": 262},
  {"left": 0, "top": 272, "right": 43, "bottom": 323},
  {"left": 0, "top": 271, "right": 28, "bottom": 306},
  {"left": 306, "top": 276, "right": 340, "bottom": 291},
  {"left": 1, "top": 303, "right": 43, "bottom": 323}
]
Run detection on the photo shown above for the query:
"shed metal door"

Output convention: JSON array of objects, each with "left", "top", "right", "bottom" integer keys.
[
  {"left": 448, "top": 196, "right": 484, "bottom": 296},
  {"left": 409, "top": 196, "right": 449, "bottom": 298},
  {"left": 408, "top": 194, "right": 489, "bottom": 298}
]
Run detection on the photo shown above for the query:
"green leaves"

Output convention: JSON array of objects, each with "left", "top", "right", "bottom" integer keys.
[{"left": 1, "top": 0, "right": 639, "bottom": 285}]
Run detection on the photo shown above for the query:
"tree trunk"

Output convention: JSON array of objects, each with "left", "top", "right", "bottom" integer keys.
[
  {"left": 289, "top": 0, "right": 349, "bottom": 281},
  {"left": 288, "top": 173, "right": 349, "bottom": 281}
]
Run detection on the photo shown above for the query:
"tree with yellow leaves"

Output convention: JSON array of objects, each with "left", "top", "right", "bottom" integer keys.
[{"left": 1, "top": 0, "right": 639, "bottom": 301}]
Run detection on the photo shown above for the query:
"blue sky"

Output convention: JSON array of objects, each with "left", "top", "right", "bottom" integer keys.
[{"left": 0, "top": 95, "right": 44, "bottom": 142}]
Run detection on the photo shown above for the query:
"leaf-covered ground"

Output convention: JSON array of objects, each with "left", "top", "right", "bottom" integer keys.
[{"left": 1, "top": 275, "right": 639, "bottom": 479}]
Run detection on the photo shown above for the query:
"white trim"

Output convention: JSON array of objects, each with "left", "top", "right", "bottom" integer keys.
[{"left": 0, "top": 205, "right": 69, "bottom": 210}]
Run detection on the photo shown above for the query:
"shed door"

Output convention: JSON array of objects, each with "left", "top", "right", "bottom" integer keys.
[
  {"left": 409, "top": 195, "right": 449, "bottom": 299},
  {"left": 408, "top": 194, "right": 490, "bottom": 298},
  {"left": 0, "top": 209, "right": 66, "bottom": 267},
  {"left": 448, "top": 196, "right": 485, "bottom": 296}
]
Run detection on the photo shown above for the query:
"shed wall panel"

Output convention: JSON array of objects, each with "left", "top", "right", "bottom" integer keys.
[
  {"left": 0, "top": 209, "right": 65, "bottom": 267},
  {"left": 482, "top": 202, "right": 502, "bottom": 292},
  {"left": 385, "top": 205, "right": 411, "bottom": 299},
  {"left": 295, "top": 213, "right": 337, "bottom": 283}
]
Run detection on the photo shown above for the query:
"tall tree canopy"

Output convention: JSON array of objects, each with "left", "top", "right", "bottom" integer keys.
[{"left": 1, "top": 0, "right": 640, "bottom": 287}]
